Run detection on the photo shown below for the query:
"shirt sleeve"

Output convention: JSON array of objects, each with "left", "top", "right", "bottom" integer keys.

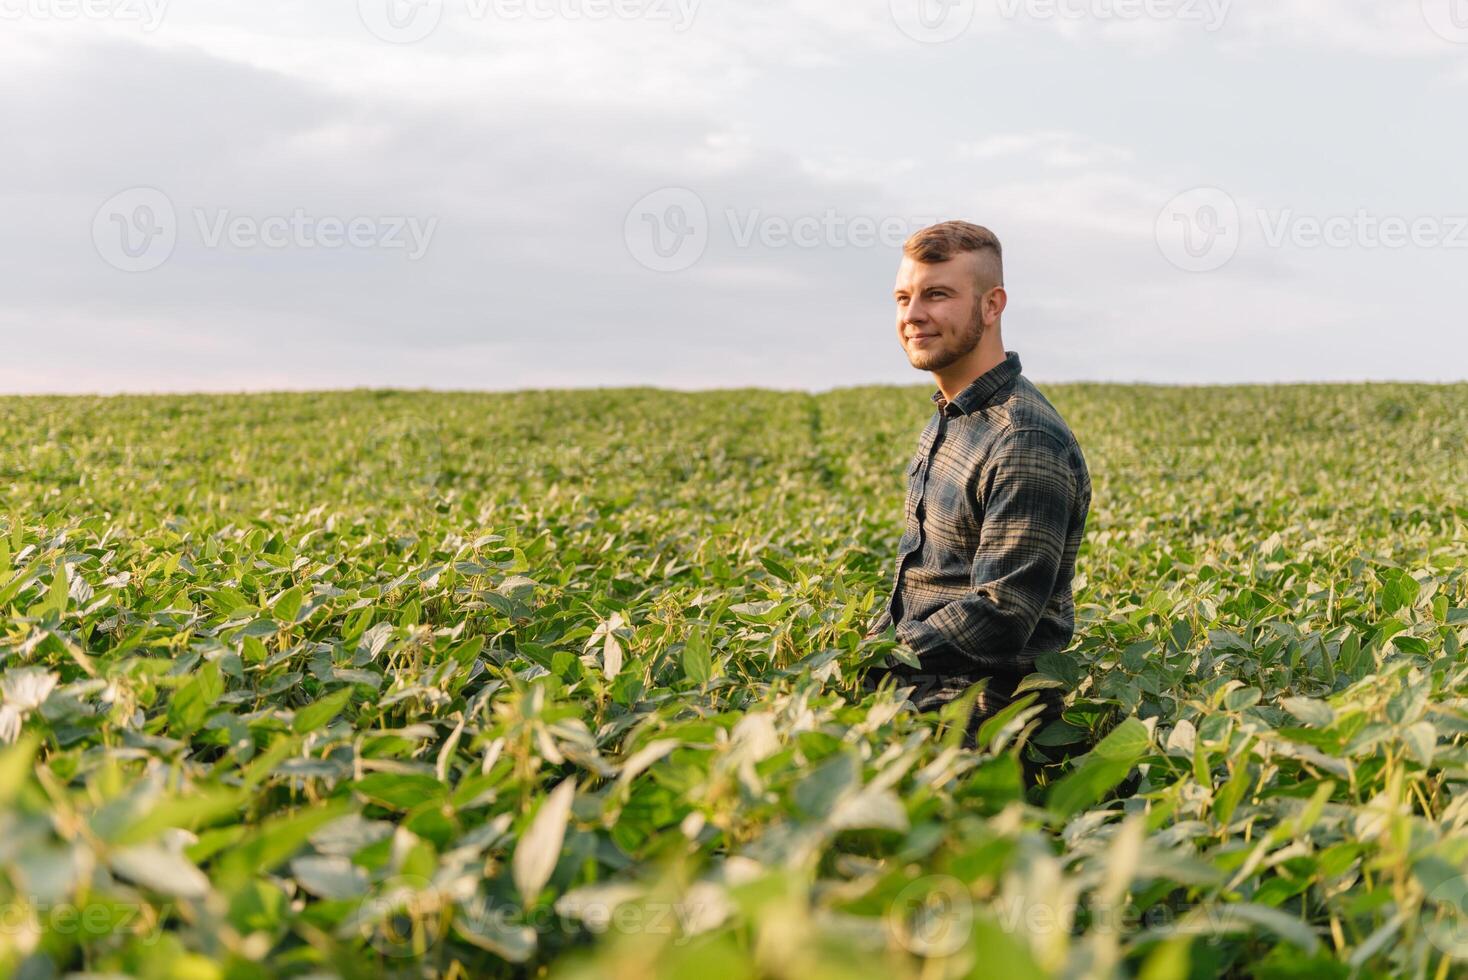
[{"left": 893, "top": 426, "right": 1075, "bottom": 671}]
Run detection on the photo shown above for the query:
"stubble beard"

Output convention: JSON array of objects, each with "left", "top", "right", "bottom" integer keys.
[{"left": 907, "top": 302, "right": 985, "bottom": 372}]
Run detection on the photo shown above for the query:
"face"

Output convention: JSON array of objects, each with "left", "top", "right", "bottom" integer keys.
[{"left": 893, "top": 253, "right": 986, "bottom": 372}]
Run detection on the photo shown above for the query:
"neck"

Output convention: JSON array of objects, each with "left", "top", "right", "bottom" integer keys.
[{"left": 933, "top": 333, "right": 1006, "bottom": 403}]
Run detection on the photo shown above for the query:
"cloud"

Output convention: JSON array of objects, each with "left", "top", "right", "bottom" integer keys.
[
  {"left": 0, "top": 3, "right": 1463, "bottom": 392},
  {"left": 958, "top": 132, "right": 1136, "bottom": 169},
  {"left": 1223, "top": 0, "right": 1465, "bottom": 57}
]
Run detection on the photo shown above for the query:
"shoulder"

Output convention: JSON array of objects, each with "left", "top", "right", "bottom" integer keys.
[
  {"left": 991, "top": 377, "right": 1077, "bottom": 451},
  {"left": 984, "top": 379, "right": 1091, "bottom": 495}
]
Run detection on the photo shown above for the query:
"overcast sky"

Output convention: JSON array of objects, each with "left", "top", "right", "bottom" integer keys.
[{"left": 3, "top": 0, "right": 1466, "bottom": 393}]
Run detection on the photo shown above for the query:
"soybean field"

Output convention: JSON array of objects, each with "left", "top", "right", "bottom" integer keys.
[{"left": 1, "top": 382, "right": 1466, "bottom": 979}]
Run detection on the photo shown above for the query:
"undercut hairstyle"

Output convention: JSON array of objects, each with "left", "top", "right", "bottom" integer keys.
[{"left": 903, "top": 220, "right": 1004, "bottom": 289}]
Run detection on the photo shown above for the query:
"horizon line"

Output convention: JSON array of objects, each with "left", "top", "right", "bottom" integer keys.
[{"left": 4, "top": 376, "right": 1467, "bottom": 398}]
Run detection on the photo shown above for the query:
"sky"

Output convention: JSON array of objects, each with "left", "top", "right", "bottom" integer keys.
[{"left": 2, "top": 0, "right": 1466, "bottom": 393}]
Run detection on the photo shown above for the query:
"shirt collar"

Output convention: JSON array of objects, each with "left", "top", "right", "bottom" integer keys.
[{"left": 930, "top": 350, "right": 1022, "bottom": 418}]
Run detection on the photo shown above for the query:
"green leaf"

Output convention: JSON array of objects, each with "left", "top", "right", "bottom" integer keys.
[
  {"left": 1048, "top": 718, "right": 1149, "bottom": 818},
  {"left": 293, "top": 687, "right": 355, "bottom": 734},
  {"left": 513, "top": 777, "right": 576, "bottom": 904},
  {"left": 975, "top": 691, "right": 1039, "bottom": 753},
  {"left": 888, "top": 643, "right": 922, "bottom": 670},
  {"left": 795, "top": 750, "right": 859, "bottom": 817},
  {"left": 1403, "top": 721, "right": 1436, "bottom": 767},
  {"left": 970, "top": 916, "right": 1045, "bottom": 976},
  {"left": 45, "top": 562, "right": 70, "bottom": 617},
  {"left": 1092, "top": 717, "right": 1150, "bottom": 762},
  {"left": 455, "top": 914, "right": 537, "bottom": 962},
  {"left": 759, "top": 554, "right": 795, "bottom": 583},
  {"left": 1212, "top": 761, "right": 1252, "bottom": 825},
  {"left": 0, "top": 733, "right": 39, "bottom": 807},
  {"left": 827, "top": 787, "right": 909, "bottom": 832},
  {"left": 109, "top": 845, "right": 211, "bottom": 899},
  {"left": 1221, "top": 902, "right": 1322, "bottom": 954},
  {"left": 1281, "top": 697, "right": 1334, "bottom": 727},
  {"left": 682, "top": 627, "right": 711, "bottom": 686},
  {"left": 112, "top": 789, "right": 245, "bottom": 847},
  {"left": 272, "top": 586, "right": 304, "bottom": 624},
  {"left": 169, "top": 660, "right": 224, "bottom": 736},
  {"left": 353, "top": 773, "right": 447, "bottom": 810},
  {"left": 216, "top": 800, "right": 353, "bottom": 886},
  {"left": 1223, "top": 686, "right": 1262, "bottom": 711},
  {"left": 1379, "top": 571, "right": 1419, "bottom": 615},
  {"left": 1047, "top": 758, "right": 1136, "bottom": 819},
  {"left": 290, "top": 855, "right": 369, "bottom": 900}
]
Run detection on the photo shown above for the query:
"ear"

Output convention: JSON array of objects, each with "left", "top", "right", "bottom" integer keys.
[{"left": 984, "top": 285, "right": 1008, "bottom": 325}]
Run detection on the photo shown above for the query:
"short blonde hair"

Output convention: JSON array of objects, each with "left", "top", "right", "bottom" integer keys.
[{"left": 903, "top": 220, "right": 1003, "bottom": 287}]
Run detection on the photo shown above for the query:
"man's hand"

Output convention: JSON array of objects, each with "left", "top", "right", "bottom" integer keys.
[
  {"left": 893, "top": 426, "right": 1078, "bottom": 670},
  {"left": 863, "top": 608, "right": 894, "bottom": 641}
]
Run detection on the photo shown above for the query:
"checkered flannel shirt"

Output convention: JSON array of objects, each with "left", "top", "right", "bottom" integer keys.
[{"left": 865, "top": 350, "right": 1091, "bottom": 714}]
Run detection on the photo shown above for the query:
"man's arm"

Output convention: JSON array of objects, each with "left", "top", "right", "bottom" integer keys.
[{"left": 893, "top": 427, "right": 1075, "bottom": 671}]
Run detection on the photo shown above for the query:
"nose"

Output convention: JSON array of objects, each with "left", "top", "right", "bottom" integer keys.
[{"left": 903, "top": 297, "right": 928, "bottom": 327}]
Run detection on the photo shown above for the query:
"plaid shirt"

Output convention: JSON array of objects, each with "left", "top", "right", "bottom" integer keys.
[{"left": 865, "top": 351, "right": 1091, "bottom": 714}]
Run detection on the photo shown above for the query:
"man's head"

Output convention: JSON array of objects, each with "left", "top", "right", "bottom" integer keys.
[{"left": 894, "top": 221, "right": 1006, "bottom": 374}]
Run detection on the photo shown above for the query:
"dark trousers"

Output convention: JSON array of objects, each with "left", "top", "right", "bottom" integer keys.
[{"left": 859, "top": 667, "right": 1074, "bottom": 792}]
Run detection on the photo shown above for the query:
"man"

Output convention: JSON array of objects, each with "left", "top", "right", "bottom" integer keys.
[{"left": 863, "top": 220, "right": 1091, "bottom": 762}]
